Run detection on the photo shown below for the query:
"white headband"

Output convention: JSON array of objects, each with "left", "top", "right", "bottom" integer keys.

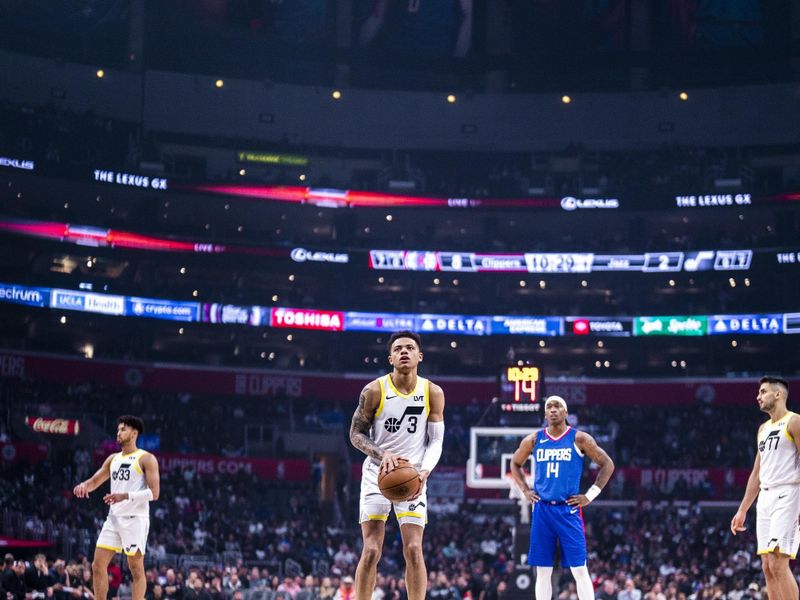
[{"left": 545, "top": 395, "right": 568, "bottom": 411}]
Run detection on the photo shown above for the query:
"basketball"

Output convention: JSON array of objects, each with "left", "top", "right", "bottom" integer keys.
[{"left": 378, "top": 460, "right": 421, "bottom": 502}]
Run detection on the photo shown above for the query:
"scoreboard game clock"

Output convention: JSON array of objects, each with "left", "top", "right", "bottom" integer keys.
[{"left": 499, "top": 365, "right": 542, "bottom": 412}]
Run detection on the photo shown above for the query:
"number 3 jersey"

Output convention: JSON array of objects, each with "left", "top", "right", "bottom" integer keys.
[
  {"left": 369, "top": 374, "right": 430, "bottom": 469},
  {"left": 758, "top": 412, "right": 800, "bottom": 487},
  {"left": 109, "top": 449, "right": 150, "bottom": 517},
  {"left": 532, "top": 427, "right": 585, "bottom": 502}
]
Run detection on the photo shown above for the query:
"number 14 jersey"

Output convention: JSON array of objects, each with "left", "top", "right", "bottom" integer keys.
[
  {"left": 532, "top": 427, "right": 585, "bottom": 502},
  {"left": 370, "top": 374, "right": 430, "bottom": 469}
]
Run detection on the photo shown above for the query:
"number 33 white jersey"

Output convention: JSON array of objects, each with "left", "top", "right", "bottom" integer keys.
[
  {"left": 369, "top": 374, "right": 430, "bottom": 469},
  {"left": 109, "top": 449, "right": 150, "bottom": 517}
]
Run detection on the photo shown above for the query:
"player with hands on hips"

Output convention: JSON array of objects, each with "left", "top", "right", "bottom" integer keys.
[{"left": 510, "top": 396, "right": 614, "bottom": 600}]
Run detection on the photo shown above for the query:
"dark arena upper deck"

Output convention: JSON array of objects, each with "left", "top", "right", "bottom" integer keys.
[{"left": 1, "top": 3, "right": 799, "bottom": 600}]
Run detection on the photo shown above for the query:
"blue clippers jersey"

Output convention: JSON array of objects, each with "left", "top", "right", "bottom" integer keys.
[{"left": 532, "top": 427, "right": 584, "bottom": 501}]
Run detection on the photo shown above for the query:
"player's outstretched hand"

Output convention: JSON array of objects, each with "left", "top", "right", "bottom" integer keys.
[
  {"left": 73, "top": 482, "right": 90, "bottom": 498},
  {"left": 379, "top": 451, "right": 406, "bottom": 475},
  {"left": 566, "top": 494, "right": 590, "bottom": 508},
  {"left": 103, "top": 493, "right": 128, "bottom": 505},
  {"left": 730, "top": 510, "right": 747, "bottom": 535}
]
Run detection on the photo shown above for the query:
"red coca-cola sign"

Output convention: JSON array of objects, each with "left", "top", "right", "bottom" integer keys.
[{"left": 24, "top": 416, "right": 80, "bottom": 436}]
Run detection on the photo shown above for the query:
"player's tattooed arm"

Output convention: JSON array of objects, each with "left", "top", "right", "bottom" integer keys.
[{"left": 350, "top": 382, "right": 384, "bottom": 461}]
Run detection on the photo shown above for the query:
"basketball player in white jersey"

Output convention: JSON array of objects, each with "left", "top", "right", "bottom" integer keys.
[
  {"left": 73, "top": 415, "right": 160, "bottom": 600},
  {"left": 731, "top": 377, "right": 798, "bottom": 600},
  {"left": 350, "top": 331, "right": 445, "bottom": 600}
]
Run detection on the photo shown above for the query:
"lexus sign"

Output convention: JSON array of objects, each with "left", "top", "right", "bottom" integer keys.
[
  {"left": 561, "top": 196, "right": 620, "bottom": 211},
  {"left": 290, "top": 248, "right": 349, "bottom": 264}
]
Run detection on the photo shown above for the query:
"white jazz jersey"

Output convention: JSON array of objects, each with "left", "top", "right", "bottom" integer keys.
[
  {"left": 368, "top": 374, "right": 430, "bottom": 469},
  {"left": 108, "top": 449, "right": 150, "bottom": 517},
  {"left": 758, "top": 412, "right": 800, "bottom": 487}
]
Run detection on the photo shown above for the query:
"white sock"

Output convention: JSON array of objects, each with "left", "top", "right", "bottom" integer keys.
[
  {"left": 570, "top": 565, "right": 595, "bottom": 600},
  {"left": 535, "top": 566, "right": 553, "bottom": 600}
]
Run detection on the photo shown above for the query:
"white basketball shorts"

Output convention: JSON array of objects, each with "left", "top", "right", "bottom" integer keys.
[
  {"left": 757, "top": 484, "right": 800, "bottom": 558},
  {"left": 359, "top": 460, "right": 428, "bottom": 527},
  {"left": 96, "top": 515, "right": 150, "bottom": 556}
]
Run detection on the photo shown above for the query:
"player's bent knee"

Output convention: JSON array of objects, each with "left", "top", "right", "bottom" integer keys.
[
  {"left": 402, "top": 540, "right": 423, "bottom": 562},
  {"left": 128, "top": 561, "right": 145, "bottom": 575},
  {"left": 761, "top": 556, "right": 778, "bottom": 577},
  {"left": 360, "top": 544, "right": 382, "bottom": 566}
]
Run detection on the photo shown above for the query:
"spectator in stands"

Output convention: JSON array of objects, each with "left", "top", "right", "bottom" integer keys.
[
  {"left": 644, "top": 582, "right": 666, "bottom": 600},
  {"left": 597, "top": 579, "right": 617, "bottom": 600},
  {"left": 207, "top": 577, "right": 224, "bottom": 600},
  {"left": 223, "top": 570, "right": 243, "bottom": 595},
  {"left": 333, "top": 545, "right": 357, "bottom": 571},
  {"left": 334, "top": 576, "right": 354, "bottom": 600},
  {"left": 107, "top": 558, "right": 122, "bottom": 600},
  {"left": 318, "top": 577, "right": 335, "bottom": 600},
  {"left": 619, "top": 578, "right": 642, "bottom": 600},
  {"left": 303, "top": 575, "right": 319, "bottom": 598},
  {"left": 743, "top": 582, "right": 761, "bottom": 600},
  {"left": 163, "top": 569, "right": 182, "bottom": 600},
  {"left": 2, "top": 556, "right": 27, "bottom": 600},
  {"left": 50, "top": 559, "right": 71, "bottom": 600},
  {"left": 146, "top": 584, "right": 164, "bottom": 600},
  {"left": 277, "top": 577, "right": 300, "bottom": 598},
  {"left": 78, "top": 567, "right": 95, "bottom": 600},
  {"left": 25, "top": 554, "right": 52, "bottom": 598},
  {"left": 371, "top": 575, "right": 386, "bottom": 600},
  {"left": 184, "top": 576, "right": 211, "bottom": 600},
  {"left": 246, "top": 568, "right": 267, "bottom": 591},
  {"left": 429, "top": 572, "right": 459, "bottom": 600}
]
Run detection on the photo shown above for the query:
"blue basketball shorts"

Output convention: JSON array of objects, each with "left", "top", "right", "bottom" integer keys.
[{"left": 527, "top": 502, "right": 587, "bottom": 567}]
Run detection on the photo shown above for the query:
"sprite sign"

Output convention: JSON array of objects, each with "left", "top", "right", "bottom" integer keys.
[{"left": 634, "top": 316, "right": 708, "bottom": 336}]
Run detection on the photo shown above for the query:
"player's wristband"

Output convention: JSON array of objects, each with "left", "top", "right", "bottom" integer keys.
[
  {"left": 128, "top": 488, "right": 154, "bottom": 502},
  {"left": 584, "top": 485, "right": 602, "bottom": 503}
]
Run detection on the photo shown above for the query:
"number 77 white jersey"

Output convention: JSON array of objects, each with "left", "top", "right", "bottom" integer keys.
[{"left": 369, "top": 374, "right": 430, "bottom": 469}]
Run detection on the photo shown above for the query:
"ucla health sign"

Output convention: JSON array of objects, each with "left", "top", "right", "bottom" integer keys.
[
  {"left": 51, "top": 289, "right": 124, "bottom": 315},
  {"left": 708, "top": 314, "right": 782, "bottom": 335}
]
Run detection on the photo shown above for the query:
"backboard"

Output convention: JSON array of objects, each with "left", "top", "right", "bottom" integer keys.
[{"left": 467, "top": 427, "right": 534, "bottom": 489}]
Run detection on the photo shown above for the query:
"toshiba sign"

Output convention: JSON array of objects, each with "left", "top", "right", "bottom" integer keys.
[{"left": 270, "top": 308, "right": 344, "bottom": 331}]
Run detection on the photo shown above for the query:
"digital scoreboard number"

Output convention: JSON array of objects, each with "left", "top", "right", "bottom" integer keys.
[{"left": 499, "top": 366, "right": 542, "bottom": 412}]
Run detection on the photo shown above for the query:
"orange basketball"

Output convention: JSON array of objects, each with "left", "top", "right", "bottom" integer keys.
[{"left": 378, "top": 460, "right": 421, "bottom": 502}]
